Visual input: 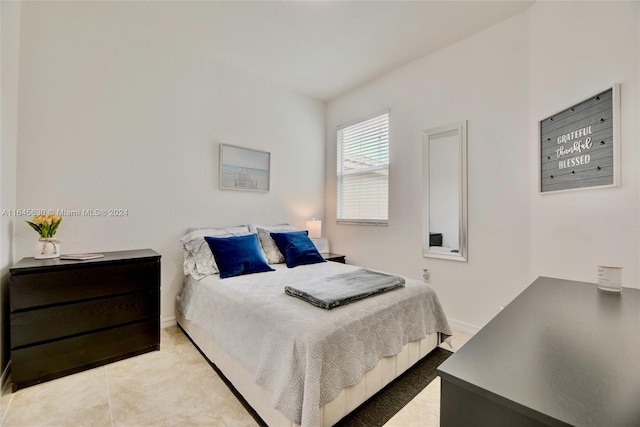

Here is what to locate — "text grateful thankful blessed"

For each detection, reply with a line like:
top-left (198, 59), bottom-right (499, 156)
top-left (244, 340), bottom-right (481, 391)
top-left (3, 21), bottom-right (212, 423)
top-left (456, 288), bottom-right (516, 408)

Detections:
top-left (556, 126), bottom-right (592, 170)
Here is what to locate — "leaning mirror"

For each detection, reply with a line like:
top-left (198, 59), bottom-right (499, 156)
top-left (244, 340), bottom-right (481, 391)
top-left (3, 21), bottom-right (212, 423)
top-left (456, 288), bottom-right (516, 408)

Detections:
top-left (422, 121), bottom-right (467, 261)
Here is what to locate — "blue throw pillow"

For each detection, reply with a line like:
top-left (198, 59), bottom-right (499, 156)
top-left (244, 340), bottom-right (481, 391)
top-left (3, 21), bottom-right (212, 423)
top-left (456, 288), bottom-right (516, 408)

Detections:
top-left (270, 230), bottom-right (326, 268)
top-left (204, 234), bottom-right (274, 279)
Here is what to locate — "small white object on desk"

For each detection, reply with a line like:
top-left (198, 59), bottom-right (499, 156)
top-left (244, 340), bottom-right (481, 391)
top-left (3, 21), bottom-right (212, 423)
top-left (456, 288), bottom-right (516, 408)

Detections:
top-left (60, 253), bottom-right (105, 261)
top-left (597, 265), bottom-right (622, 293)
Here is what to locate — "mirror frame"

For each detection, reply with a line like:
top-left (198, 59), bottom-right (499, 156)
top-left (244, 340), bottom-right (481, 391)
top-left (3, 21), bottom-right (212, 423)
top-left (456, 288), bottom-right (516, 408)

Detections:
top-left (422, 120), bottom-right (468, 262)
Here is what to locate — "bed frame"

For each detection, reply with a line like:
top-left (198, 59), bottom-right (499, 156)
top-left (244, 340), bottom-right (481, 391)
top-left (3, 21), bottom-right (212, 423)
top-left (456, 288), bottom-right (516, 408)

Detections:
top-left (176, 296), bottom-right (442, 427)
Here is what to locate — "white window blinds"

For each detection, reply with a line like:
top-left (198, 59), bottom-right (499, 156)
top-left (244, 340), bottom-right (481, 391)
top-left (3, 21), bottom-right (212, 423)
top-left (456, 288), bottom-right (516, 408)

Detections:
top-left (337, 111), bottom-right (389, 224)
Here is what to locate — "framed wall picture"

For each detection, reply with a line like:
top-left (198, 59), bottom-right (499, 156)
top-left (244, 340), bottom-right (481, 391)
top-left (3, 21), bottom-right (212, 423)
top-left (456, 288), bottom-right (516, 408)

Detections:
top-left (219, 144), bottom-right (270, 192)
top-left (539, 84), bottom-right (620, 194)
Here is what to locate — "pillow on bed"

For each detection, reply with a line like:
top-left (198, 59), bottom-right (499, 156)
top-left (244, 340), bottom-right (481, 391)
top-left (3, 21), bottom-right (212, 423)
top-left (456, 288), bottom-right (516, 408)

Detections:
top-left (270, 230), bottom-right (326, 268)
top-left (205, 234), bottom-right (275, 278)
top-left (182, 226), bottom-right (250, 279)
top-left (256, 227), bottom-right (287, 264)
top-left (252, 224), bottom-right (298, 264)
top-left (248, 223), bottom-right (297, 234)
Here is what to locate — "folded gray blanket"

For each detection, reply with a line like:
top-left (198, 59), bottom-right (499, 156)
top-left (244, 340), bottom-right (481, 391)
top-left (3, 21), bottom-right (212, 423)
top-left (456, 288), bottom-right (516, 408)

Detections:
top-left (285, 268), bottom-right (405, 309)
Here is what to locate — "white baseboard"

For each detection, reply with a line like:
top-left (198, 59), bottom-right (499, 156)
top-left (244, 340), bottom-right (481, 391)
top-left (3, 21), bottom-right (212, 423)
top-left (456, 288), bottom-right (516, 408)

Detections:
top-left (161, 316), bottom-right (177, 328)
top-left (448, 317), bottom-right (481, 335)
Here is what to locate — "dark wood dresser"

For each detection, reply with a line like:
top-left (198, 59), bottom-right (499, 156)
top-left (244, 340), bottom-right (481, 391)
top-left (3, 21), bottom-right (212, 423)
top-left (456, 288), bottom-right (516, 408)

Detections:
top-left (438, 277), bottom-right (640, 426)
top-left (10, 249), bottom-right (161, 391)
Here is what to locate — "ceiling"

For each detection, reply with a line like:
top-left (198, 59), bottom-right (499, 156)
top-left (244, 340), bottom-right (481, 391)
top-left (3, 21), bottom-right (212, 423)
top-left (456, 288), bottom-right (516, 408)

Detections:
top-left (150, 1), bottom-right (535, 102)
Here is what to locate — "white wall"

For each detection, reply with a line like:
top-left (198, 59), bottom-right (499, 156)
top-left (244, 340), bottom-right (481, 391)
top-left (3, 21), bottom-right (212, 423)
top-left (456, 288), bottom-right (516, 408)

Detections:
top-left (326, 13), bottom-right (531, 331)
top-left (0, 0), bottom-right (21, 385)
top-left (14, 2), bottom-right (326, 324)
top-left (326, 2), bottom-right (640, 331)
top-left (528, 2), bottom-right (639, 288)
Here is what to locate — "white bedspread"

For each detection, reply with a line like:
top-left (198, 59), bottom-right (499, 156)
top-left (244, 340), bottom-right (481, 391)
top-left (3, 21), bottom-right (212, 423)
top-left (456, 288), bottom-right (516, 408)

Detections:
top-left (179, 262), bottom-right (451, 427)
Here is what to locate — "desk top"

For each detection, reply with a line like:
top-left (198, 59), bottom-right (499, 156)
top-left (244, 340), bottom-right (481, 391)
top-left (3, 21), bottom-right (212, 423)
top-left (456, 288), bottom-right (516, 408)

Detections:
top-left (11, 249), bottom-right (161, 274)
top-left (438, 277), bottom-right (640, 426)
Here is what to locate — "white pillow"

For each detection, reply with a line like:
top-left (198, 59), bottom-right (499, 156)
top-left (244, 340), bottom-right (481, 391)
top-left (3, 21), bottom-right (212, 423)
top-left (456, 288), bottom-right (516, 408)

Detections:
top-left (181, 226), bottom-right (249, 243)
top-left (247, 223), bottom-right (297, 234)
top-left (182, 226), bottom-right (250, 279)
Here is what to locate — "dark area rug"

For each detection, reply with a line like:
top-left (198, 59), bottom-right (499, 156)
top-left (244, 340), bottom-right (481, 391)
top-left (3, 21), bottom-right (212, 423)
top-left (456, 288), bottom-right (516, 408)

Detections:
top-left (335, 347), bottom-right (453, 427)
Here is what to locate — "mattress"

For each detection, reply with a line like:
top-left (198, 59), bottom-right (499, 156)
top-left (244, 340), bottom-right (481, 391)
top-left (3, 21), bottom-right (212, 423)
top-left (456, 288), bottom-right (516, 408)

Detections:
top-left (177, 262), bottom-right (451, 426)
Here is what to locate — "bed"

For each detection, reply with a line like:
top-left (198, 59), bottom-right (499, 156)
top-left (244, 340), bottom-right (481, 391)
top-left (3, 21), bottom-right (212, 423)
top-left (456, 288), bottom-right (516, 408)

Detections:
top-left (176, 225), bottom-right (452, 427)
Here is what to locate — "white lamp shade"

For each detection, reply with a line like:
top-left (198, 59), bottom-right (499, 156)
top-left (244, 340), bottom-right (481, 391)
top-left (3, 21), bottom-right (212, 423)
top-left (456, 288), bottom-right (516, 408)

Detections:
top-left (306, 219), bottom-right (322, 238)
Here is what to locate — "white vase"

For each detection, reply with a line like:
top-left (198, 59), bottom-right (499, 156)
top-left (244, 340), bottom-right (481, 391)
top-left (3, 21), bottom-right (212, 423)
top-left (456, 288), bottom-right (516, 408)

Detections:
top-left (34, 238), bottom-right (60, 259)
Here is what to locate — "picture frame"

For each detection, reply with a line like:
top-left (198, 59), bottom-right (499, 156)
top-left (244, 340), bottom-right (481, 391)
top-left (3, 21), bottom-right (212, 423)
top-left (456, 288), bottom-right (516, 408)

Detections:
top-left (219, 144), bottom-right (270, 192)
top-left (539, 84), bottom-right (620, 194)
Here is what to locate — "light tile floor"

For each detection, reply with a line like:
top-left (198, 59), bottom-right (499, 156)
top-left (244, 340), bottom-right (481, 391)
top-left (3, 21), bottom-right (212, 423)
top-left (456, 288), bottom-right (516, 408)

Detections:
top-left (0, 327), bottom-right (473, 427)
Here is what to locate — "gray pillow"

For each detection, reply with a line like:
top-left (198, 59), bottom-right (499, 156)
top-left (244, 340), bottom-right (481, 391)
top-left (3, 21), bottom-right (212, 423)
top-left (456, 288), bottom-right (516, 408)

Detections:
top-left (257, 227), bottom-right (286, 264)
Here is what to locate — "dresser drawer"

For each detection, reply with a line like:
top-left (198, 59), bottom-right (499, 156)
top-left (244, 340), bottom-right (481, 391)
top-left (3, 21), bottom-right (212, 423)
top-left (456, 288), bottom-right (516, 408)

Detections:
top-left (10, 260), bottom-right (159, 311)
top-left (11, 319), bottom-right (159, 390)
top-left (11, 290), bottom-right (159, 348)
top-left (10, 249), bottom-right (161, 391)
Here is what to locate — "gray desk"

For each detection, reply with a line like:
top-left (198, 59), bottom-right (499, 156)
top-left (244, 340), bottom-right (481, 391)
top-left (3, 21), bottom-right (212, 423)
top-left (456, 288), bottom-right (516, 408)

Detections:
top-left (438, 277), bottom-right (640, 426)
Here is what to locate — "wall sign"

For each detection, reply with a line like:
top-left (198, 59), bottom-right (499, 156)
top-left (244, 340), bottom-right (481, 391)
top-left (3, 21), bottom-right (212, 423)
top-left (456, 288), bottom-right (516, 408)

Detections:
top-left (539, 84), bottom-right (620, 193)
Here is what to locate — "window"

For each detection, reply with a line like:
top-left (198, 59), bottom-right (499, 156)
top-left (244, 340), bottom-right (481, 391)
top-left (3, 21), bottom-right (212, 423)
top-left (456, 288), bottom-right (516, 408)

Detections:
top-left (337, 111), bottom-right (389, 224)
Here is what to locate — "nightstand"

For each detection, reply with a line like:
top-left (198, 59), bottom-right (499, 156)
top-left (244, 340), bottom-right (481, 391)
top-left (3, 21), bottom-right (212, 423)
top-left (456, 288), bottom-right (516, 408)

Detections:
top-left (9, 249), bottom-right (161, 391)
top-left (322, 253), bottom-right (346, 264)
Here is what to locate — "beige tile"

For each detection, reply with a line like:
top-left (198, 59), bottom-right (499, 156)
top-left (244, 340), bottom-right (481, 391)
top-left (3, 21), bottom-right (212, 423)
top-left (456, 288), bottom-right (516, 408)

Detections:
top-left (1, 376), bottom-right (13, 424)
top-left (450, 328), bottom-right (474, 351)
top-left (2, 367), bottom-right (109, 426)
top-left (7, 402), bottom-right (112, 427)
top-left (108, 378), bottom-right (228, 427)
top-left (111, 395), bottom-right (225, 427)
top-left (217, 398), bottom-right (260, 427)
top-left (108, 331), bottom-right (234, 426)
